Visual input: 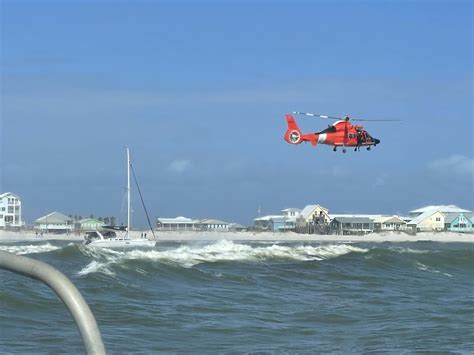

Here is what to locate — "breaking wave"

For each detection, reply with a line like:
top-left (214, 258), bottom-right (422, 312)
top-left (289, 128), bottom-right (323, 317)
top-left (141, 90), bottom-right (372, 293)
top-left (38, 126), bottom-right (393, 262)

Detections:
top-left (77, 240), bottom-right (368, 275)
top-left (0, 243), bottom-right (63, 255)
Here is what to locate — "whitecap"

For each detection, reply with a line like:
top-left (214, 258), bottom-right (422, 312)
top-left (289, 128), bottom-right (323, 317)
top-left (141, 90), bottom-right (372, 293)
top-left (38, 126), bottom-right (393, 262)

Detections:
top-left (77, 260), bottom-right (116, 276)
top-left (80, 240), bottom-right (369, 268)
top-left (0, 243), bottom-right (62, 255)
top-left (415, 262), bottom-right (452, 277)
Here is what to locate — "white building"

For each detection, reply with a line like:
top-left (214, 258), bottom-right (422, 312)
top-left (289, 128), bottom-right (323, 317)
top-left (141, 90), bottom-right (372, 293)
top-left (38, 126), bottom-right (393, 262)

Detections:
top-left (0, 192), bottom-right (23, 228)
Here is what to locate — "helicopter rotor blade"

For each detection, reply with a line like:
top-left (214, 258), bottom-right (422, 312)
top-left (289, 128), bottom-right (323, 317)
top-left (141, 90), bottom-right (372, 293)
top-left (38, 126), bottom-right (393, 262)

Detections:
top-left (349, 118), bottom-right (401, 122)
top-left (292, 112), bottom-right (342, 120)
top-left (293, 111), bottom-right (400, 122)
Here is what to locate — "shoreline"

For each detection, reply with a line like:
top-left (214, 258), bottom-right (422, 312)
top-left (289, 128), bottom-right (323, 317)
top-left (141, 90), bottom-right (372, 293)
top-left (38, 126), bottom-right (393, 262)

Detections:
top-left (0, 230), bottom-right (473, 243)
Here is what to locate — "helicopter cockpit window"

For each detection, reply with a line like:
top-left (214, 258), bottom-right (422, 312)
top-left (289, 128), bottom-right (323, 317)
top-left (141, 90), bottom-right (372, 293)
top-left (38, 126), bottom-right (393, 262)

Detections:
top-left (349, 133), bottom-right (355, 139)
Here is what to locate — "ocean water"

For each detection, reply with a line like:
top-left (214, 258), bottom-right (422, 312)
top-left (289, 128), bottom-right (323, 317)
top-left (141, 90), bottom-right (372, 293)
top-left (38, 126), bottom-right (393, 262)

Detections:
top-left (1, 239), bottom-right (473, 353)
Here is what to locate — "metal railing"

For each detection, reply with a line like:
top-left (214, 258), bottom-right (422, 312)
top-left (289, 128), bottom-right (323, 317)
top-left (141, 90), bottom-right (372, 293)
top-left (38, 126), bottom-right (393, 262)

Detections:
top-left (0, 251), bottom-right (106, 354)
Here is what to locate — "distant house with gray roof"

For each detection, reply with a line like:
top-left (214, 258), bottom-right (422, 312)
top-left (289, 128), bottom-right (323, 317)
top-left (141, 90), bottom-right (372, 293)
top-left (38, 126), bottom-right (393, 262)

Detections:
top-left (197, 219), bottom-right (230, 231)
top-left (35, 212), bottom-right (74, 234)
top-left (156, 216), bottom-right (198, 231)
top-left (330, 216), bottom-right (374, 235)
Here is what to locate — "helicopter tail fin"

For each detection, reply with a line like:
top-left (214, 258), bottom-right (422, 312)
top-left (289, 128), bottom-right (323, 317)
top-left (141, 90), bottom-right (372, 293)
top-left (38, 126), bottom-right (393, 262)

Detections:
top-left (284, 114), bottom-right (303, 144)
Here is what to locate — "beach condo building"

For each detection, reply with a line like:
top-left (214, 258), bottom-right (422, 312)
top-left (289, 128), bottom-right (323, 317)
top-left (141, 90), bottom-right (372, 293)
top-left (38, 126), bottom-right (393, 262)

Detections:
top-left (0, 192), bottom-right (23, 229)
top-left (444, 213), bottom-right (474, 233)
top-left (156, 216), bottom-right (198, 231)
top-left (35, 212), bottom-right (74, 234)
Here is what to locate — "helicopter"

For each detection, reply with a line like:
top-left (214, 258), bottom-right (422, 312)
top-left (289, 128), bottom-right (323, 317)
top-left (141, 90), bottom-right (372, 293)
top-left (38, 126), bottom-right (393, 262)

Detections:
top-left (284, 111), bottom-right (399, 153)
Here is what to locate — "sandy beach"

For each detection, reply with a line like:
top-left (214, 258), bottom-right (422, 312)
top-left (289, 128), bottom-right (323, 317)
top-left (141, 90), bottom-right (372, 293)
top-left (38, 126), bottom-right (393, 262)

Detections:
top-left (0, 230), bottom-right (473, 243)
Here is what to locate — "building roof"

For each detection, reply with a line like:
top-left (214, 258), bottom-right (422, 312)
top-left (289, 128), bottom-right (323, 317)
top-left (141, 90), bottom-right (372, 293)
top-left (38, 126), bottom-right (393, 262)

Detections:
top-left (300, 205), bottom-right (329, 219)
top-left (0, 192), bottom-right (20, 199)
top-left (198, 219), bottom-right (229, 225)
top-left (330, 214), bottom-right (383, 220)
top-left (157, 216), bottom-right (197, 224)
top-left (373, 215), bottom-right (406, 224)
top-left (229, 223), bottom-right (247, 229)
top-left (331, 216), bottom-right (374, 224)
top-left (78, 218), bottom-right (105, 224)
top-left (35, 212), bottom-right (73, 224)
top-left (444, 212), bottom-right (474, 224)
top-left (281, 208), bottom-right (301, 212)
top-left (254, 215), bottom-right (284, 221)
top-left (407, 210), bottom-right (444, 225)
top-left (410, 205), bottom-right (470, 214)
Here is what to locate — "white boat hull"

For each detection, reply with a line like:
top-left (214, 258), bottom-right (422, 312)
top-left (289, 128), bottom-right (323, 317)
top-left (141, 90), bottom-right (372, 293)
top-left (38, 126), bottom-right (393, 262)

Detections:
top-left (87, 238), bottom-right (156, 249)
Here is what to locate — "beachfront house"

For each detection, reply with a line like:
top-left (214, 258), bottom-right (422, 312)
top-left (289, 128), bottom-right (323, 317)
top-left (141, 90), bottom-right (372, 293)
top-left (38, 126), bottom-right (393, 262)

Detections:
top-left (35, 212), bottom-right (74, 234)
top-left (297, 204), bottom-right (330, 227)
top-left (330, 216), bottom-right (375, 235)
top-left (444, 213), bottom-right (474, 233)
top-left (228, 223), bottom-right (248, 232)
top-left (75, 218), bottom-right (106, 232)
top-left (0, 192), bottom-right (23, 229)
top-left (373, 215), bottom-right (408, 231)
top-left (254, 215), bottom-right (282, 231)
top-left (156, 216), bottom-right (198, 231)
top-left (407, 211), bottom-right (445, 232)
top-left (197, 219), bottom-right (230, 231)
top-left (254, 207), bottom-right (301, 232)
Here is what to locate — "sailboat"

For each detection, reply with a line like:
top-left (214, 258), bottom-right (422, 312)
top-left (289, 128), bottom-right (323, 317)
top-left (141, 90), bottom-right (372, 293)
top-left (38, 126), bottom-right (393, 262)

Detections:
top-left (84, 148), bottom-right (156, 248)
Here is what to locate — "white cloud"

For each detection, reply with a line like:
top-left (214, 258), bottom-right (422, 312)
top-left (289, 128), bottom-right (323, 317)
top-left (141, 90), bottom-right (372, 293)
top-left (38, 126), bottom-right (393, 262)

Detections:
top-left (167, 159), bottom-right (192, 174)
top-left (428, 155), bottom-right (474, 175)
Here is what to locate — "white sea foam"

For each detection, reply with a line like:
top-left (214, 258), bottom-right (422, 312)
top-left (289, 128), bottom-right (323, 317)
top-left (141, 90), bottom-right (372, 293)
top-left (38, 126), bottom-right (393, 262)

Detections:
top-left (77, 260), bottom-right (116, 276)
top-left (77, 240), bottom-right (369, 273)
top-left (415, 262), bottom-right (452, 277)
top-left (0, 243), bottom-right (62, 255)
top-left (389, 246), bottom-right (431, 254)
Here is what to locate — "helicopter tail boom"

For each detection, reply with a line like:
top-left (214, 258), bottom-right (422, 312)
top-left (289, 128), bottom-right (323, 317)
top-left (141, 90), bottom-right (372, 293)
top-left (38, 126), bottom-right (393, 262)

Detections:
top-left (284, 114), bottom-right (320, 146)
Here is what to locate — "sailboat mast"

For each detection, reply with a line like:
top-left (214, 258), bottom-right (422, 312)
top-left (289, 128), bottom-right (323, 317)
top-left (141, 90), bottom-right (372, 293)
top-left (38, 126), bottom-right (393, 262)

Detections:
top-left (127, 147), bottom-right (131, 238)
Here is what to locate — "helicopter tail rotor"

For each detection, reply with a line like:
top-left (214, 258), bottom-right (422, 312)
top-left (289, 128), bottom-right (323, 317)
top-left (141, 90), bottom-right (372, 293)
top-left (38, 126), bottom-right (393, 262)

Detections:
top-left (284, 114), bottom-right (303, 144)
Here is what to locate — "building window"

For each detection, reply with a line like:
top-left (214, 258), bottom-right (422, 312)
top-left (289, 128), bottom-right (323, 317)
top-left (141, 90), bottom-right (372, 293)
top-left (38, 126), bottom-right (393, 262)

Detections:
top-left (436, 217), bottom-right (441, 222)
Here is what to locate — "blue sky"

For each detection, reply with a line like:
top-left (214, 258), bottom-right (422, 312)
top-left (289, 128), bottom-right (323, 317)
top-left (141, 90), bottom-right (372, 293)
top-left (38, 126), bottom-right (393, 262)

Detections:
top-left (1, 0), bottom-right (472, 226)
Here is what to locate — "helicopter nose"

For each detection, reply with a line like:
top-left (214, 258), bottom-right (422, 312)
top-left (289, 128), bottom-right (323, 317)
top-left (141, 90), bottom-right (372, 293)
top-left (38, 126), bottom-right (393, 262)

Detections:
top-left (374, 138), bottom-right (381, 145)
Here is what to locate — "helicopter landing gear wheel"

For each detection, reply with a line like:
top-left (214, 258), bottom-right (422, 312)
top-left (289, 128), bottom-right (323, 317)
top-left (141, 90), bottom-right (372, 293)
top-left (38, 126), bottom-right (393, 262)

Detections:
top-left (333, 146), bottom-right (337, 152)
top-left (367, 146), bottom-right (371, 151)
top-left (342, 148), bottom-right (347, 154)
